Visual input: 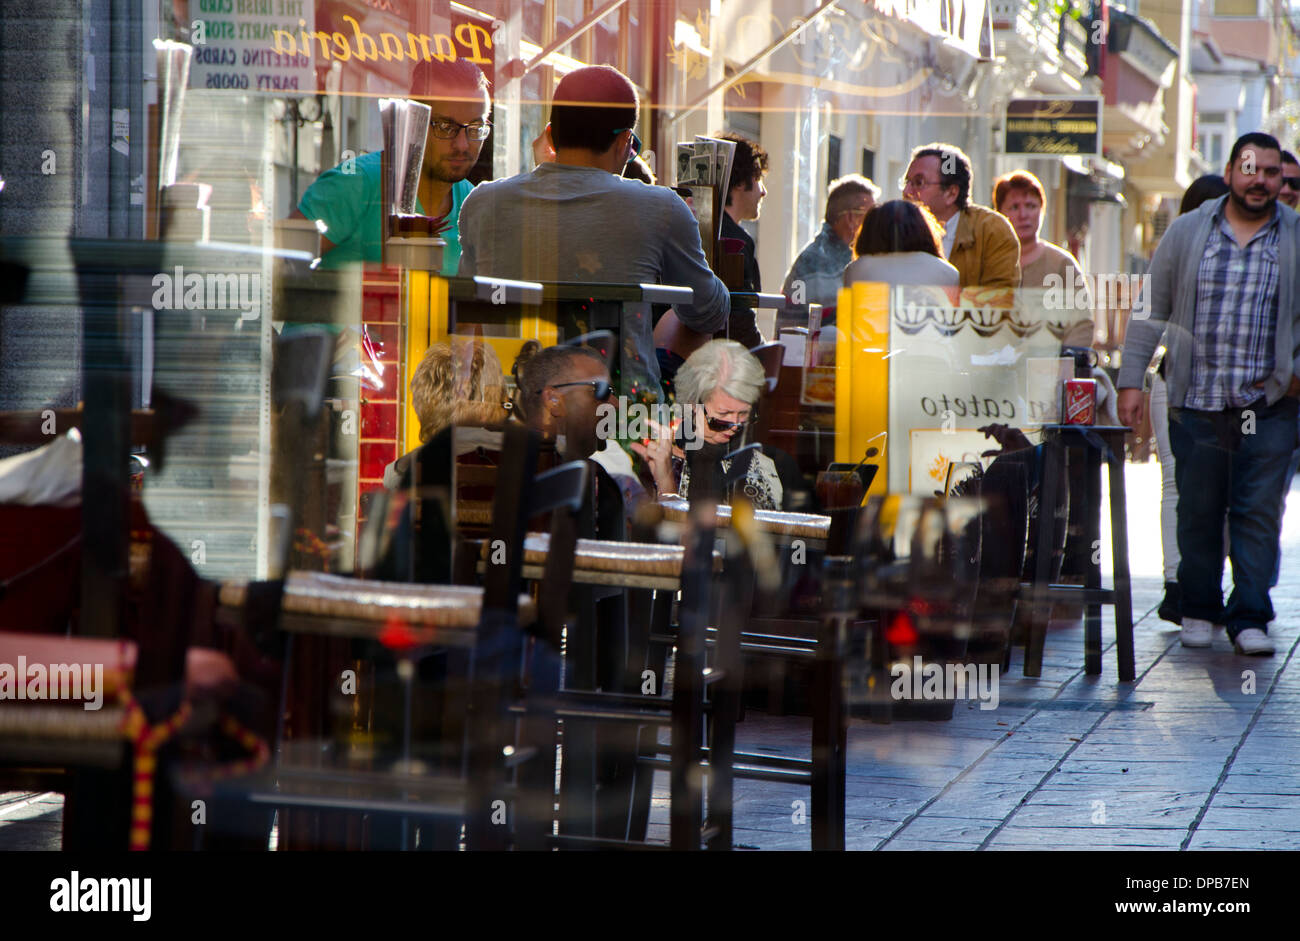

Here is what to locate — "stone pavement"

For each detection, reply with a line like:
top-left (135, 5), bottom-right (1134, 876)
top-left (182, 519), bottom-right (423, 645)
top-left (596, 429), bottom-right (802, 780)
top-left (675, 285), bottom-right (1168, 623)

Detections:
top-left (642, 460), bottom-right (1300, 850)
top-left (3, 461), bottom-right (1298, 851)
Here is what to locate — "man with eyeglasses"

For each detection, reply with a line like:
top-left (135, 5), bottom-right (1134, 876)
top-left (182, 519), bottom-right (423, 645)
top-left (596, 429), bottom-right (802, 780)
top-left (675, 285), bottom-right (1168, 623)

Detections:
top-left (781, 174), bottom-right (881, 315)
top-left (901, 143), bottom-right (1020, 296)
top-left (296, 58), bottom-right (491, 273)
top-left (458, 64), bottom-right (729, 403)
top-left (1280, 151), bottom-right (1300, 209)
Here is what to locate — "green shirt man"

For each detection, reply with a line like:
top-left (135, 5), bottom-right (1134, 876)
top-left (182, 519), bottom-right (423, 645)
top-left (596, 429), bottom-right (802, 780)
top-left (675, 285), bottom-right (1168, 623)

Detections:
top-left (297, 151), bottom-right (474, 274)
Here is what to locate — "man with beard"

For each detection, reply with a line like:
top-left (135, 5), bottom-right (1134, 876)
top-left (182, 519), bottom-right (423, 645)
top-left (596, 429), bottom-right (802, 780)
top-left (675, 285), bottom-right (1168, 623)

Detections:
top-left (1118, 132), bottom-right (1300, 656)
top-left (297, 58), bottom-right (490, 274)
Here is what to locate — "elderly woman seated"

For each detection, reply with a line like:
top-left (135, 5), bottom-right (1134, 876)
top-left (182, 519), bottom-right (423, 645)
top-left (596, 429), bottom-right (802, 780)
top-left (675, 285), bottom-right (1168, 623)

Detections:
top-left (632, 339), bottom-right (814, 512)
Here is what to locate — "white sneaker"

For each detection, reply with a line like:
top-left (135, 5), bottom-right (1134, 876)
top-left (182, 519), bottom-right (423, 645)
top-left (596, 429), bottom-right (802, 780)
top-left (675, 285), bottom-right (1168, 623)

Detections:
top-left (1233, 628), bottom-right (1275, 656)
top-left (1180, 618), bottom-right (1213, 648)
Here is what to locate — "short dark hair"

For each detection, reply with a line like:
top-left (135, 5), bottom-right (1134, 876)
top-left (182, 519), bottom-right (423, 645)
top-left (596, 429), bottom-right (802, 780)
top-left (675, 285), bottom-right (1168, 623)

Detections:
top-left (548, 65), bottom-right (639, 154)
top-left (410, 58), bottom-right (491, 104)
top-left (1283, 150), bottom-right (1299, 167)
top-left (511, 341), bottom-right (606, 421)
top-left (910, 142), bottom-right (973, 209)
top-left (1178, 174), bottom-right (1230, 216)
top-left (1227, 132), bottom-right (1281, 168)
top-left (854, 199), bottom-right (944, 258)
top-left (719, 133), bottom-right (768, 205)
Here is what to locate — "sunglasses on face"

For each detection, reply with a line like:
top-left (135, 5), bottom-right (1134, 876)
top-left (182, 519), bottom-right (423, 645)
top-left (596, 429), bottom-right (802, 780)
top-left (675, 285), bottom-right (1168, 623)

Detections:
top-left (549, 379), bottom-right (612, 400)
top-left (612, 127), bottom-right (643, 165)
top-left (1283, 177), bottom-right (1300, 191)
top-left (430, 117), bottom-right (492, 141)
top-left (705, 412), bottom-right (748, 433)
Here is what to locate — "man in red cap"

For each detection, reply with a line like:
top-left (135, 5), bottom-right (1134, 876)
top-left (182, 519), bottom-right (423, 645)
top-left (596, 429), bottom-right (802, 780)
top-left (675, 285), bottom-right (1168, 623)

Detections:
top-left (457, 64), bottom-right (730, 400)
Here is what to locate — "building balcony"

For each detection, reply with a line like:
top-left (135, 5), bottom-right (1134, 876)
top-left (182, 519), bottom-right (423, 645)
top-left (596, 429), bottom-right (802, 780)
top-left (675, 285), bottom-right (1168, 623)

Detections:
top-left (992, 0), bottom-right (1090, 90)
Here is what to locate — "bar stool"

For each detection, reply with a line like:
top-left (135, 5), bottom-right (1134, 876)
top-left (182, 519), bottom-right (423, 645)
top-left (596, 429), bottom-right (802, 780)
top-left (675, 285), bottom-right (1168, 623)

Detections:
top-left (1018, 423), bottom-right (1135, 681)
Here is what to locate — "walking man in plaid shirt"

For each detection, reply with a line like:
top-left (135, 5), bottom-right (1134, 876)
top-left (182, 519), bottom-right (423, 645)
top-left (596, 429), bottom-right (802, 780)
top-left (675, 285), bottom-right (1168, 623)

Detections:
top-left (1118, 132), bottom-right (1300, 655)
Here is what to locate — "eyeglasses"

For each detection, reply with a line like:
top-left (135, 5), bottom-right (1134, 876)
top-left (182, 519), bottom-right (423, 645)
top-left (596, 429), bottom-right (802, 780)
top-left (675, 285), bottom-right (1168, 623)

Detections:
top-left (899, 175), bottom-right (944, 191)
top-left (1283, 177), bottom-right (1300, 191)
top-left (548, 379), bottom-right (612, 400)
top-left (612, 127), bottom-right (643, 165)
top-left (430, 117), bottom-right (492, 141)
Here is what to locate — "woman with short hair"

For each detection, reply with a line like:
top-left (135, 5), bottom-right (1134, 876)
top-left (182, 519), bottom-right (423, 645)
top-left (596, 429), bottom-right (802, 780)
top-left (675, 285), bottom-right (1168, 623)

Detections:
top-left (842, 199), bottom-right (960, 303)
top-left (993, 169), bottom-right (1093, 347)
top-left (632, 339), bottom-right (814, 511)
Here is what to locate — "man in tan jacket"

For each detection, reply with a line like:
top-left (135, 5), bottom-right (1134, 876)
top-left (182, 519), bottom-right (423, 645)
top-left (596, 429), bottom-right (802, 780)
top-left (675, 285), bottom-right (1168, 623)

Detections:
top-left (902, 143), bottom-right (1020, 302)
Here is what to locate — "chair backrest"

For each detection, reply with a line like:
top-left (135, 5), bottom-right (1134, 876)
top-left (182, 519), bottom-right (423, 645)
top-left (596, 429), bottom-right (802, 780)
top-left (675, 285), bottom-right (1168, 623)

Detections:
top-left (748, 342), bottom-right (783, 394)
top-left (526, 460), bottom-right (591, 650)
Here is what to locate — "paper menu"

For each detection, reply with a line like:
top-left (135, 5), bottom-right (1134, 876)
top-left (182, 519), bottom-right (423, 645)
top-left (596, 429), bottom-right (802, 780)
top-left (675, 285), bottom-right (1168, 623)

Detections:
top-left (378, 98), bottom-right (432, 216)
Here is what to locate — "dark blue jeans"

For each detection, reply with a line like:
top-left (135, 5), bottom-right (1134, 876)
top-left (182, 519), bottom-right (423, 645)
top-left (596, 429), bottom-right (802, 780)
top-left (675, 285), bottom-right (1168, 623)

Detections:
top-left (1169, 396), bottom-right (1299, 637)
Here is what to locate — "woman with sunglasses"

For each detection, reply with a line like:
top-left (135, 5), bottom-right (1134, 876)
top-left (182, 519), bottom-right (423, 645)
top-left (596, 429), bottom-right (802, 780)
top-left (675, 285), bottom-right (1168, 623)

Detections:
top-left (631, 340), bottom-right (814, 511)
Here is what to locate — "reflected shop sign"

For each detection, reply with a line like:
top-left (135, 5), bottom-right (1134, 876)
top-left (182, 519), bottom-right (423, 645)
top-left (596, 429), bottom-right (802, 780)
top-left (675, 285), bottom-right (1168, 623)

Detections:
top-left (884, 290), bottom-right (1089, 494)
top-left (187, 0), bottom-right (495, 95)
top-left (1003, 97), bottom-right (1101, 157)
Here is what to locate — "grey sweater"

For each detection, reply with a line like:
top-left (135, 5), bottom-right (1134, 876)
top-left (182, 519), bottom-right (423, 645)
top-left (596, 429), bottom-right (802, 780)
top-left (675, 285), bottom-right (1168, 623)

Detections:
top-left (457, 163), bottom-right (730, 392)
top-left (1118, 195), bottom-right (1300, 407)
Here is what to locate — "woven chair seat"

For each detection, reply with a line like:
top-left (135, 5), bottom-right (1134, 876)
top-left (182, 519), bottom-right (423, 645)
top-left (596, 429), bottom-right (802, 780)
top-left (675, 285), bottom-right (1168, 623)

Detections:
top-left (657, 497), bottom-right (831, 540)
top-left (219, 571), bottom-right (534, 629)
top-left (509, 532), bottom-right (723, 577)
top-left (0, 705), bottom-right (128, 740)
top-left (456, 500), bottom-right (495, 526)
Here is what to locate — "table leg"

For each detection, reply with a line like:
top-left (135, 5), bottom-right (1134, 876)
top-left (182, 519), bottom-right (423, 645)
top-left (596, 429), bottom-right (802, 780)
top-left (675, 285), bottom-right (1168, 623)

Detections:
top-left (1084, 445), bottom-right (1103, 675)
top-left (1025, 441), bottom-right (1063, 677)
top-left (1107, 435), bottom-right (1136, 681)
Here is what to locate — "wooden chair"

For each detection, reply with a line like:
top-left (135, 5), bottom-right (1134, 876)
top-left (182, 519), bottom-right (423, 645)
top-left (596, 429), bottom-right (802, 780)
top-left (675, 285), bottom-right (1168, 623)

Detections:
top-left (503, 507), bottom-right (728, 850)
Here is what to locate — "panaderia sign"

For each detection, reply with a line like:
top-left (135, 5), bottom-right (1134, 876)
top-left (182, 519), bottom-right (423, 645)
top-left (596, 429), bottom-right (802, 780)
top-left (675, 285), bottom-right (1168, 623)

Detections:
top-left (188, 0), bottom-right (496, 95)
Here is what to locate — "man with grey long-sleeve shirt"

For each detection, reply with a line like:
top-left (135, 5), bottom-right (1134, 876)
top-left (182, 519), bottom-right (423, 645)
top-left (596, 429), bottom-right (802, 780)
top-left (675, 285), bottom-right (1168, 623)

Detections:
top-left (458, 65), bottom-right (729, 400)
top-left (1117, 132), bottom-right (1300, 656)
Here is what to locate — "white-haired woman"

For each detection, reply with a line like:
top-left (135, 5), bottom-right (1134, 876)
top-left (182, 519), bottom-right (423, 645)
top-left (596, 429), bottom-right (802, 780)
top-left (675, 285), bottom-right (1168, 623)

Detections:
top-left (631, 339), bottom-right (814, 511)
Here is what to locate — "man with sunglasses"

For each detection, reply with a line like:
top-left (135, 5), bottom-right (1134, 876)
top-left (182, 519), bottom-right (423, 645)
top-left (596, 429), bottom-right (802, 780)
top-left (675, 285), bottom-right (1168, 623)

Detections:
top-left (296, 58), bottom-right (491, 273)
top-left (458, 65), bottom-right (730, 403)
top-left (1280, 151), bottom-right (1300, 210)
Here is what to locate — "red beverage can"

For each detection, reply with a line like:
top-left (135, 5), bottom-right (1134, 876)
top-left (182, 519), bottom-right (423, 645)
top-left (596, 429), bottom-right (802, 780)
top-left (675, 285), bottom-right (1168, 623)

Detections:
top-left (1063, 378), bottom-right (1097, 425)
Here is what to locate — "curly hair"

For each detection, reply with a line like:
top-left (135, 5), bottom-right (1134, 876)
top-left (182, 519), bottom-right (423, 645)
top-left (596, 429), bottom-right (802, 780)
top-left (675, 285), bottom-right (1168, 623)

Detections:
top-left (910, 142), bottom-right (973, 209)
top-left (719, 132), bottom-right (769, 204)
top-left (410, 337), bottom-right (507, 442)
